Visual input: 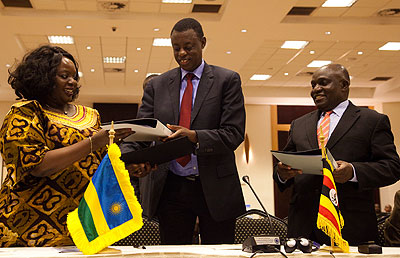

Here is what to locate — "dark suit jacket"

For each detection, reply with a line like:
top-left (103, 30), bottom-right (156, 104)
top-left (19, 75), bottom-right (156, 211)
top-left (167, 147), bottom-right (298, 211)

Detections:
top-left (273, 101), bottom-right (400, 245)
top-left (137, 63), bottom-right (246, 222)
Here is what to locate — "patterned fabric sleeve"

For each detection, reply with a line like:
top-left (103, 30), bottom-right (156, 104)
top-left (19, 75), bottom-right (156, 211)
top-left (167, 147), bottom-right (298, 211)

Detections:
top-left (0, 101), bottom-right (50, 184)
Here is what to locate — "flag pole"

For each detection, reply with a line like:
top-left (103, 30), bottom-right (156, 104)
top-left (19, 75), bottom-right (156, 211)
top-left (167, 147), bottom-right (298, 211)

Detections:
top-left (319, 125), bottom-right (345, 253)
top-left (109, 121), bottom-right (115, 145)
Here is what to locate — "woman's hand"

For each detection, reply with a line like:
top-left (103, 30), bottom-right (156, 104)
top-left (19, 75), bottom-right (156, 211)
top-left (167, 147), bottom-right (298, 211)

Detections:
top-left (91, 128), bottom-right (134, 150)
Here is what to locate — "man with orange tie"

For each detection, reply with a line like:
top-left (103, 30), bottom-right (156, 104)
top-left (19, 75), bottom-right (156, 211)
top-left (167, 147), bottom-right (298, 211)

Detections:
top-left (136, 18), bottom-right (246, 244)
top-left (273, 64), bottom-right (400, 246)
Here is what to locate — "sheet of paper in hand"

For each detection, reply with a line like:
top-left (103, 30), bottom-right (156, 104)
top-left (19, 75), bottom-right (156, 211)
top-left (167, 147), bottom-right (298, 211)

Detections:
top-left (102, 118), bottom-right (172, 142)
top-left (271, 148), bottom-right (337, 175)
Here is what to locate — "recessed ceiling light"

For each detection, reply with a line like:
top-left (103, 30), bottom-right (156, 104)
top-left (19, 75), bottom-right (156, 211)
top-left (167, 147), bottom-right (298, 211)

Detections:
top-left (162, 0), bottom-right (192, 3)
top-left (284, 72), bottom-right (289, 76)
top-left (103, 56), bottom-right (126, 64)
top-left (48, 36), bottom-right (74, 44)
top-left (307, 60), bottom-right (332, 67)
top-left (310, 50), bottom-right (315, 54)
top-left (153, 38), bottom-right (172, 47)
top-left (357, 51), bottom-right (363, 55)
top-left (325, 31), bottom-right (331, 35)
top-left (86, 46), bottom-right (91, 50)
top-left (137, 47), bottom-right (141, 51)
top-left (146, 72), bottom-right (161, 77)
top-left (379, 42), bottom-right (400, 51)
top-left (250, 74), bottom-right (271, 80)
top-left (90, 69), bottom-right (95, 72)
top-left (322, 0), bottom-right (357, 7)
top-left (134, 69), bottom-right (139, 73)
top-left (226, 51), bottom-right (231, 54)
top-left (154, 28), bottom-right (160, 32)
top-left (241, 29), bottom-right (247, 33)
top-left (6, 64), bottom-right (10, 68)
top-left (281, 41), bottom-right (309, 49)
top-left (66, 25), bottom-right (72, 29)
top-left (78, 71), bottom-right (83, 77)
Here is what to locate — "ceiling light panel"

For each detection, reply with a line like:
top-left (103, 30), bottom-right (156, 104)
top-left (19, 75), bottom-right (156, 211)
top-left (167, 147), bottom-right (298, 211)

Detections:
top-left (281, 41), bottom-right (309, 49)
top-left (307, 60), bottom-right (332, 67)
top-left (48, 36), bottom-right (74, 44)
top-left (322, 0), bottom-right (357, 7)
top-left (153, 38), bottom-right (172, 47)
top-left (250, 74), bottom-right (271, 80)
top-left (103, 56), bottom-right (126, 64)
top-left (379, 42), bottom-right (400, 51)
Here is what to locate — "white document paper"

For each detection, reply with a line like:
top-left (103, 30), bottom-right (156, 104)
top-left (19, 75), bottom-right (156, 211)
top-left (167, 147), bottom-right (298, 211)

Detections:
top-left (271, 149), bottom-right (337, 175)
top-left (102, 118), bottom-right (172, 142)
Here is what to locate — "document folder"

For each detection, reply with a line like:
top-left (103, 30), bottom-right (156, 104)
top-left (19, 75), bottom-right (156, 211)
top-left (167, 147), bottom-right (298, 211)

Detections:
top-left (271, 148), bottom-right (337, 175)
top-left (120, 136), bottom-right (195, 166)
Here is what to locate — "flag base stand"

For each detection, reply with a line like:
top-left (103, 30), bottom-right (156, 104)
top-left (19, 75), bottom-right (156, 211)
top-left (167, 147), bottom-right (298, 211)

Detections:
top-left (98, 247), bottom-right (121, 254)
top-left (320, 245), bottom-right (344, 253)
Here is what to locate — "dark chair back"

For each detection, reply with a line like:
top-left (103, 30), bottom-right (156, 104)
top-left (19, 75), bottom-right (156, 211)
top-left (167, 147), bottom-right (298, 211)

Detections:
top-left (113, 216), bottom-right (161, 246)
top-left (234, 209), bottom-right (288, 244)
top-left (377, 213), bottom-right (391, 246)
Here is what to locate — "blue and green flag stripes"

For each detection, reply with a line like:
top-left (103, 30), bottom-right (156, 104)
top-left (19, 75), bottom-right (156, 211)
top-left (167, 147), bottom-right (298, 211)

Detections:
top-left (67, 143), bottom-right (143, 255)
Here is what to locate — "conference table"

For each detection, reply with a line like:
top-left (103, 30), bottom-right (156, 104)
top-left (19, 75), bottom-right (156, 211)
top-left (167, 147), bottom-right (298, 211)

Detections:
top-left (1, 245), bottom-right (400, 258)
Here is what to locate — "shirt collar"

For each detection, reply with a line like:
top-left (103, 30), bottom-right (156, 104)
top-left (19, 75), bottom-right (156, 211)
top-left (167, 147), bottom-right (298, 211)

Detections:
top-left (332, 100), bottom-right (349, 117)
top-left (180, 59), bottom-right (204, 81)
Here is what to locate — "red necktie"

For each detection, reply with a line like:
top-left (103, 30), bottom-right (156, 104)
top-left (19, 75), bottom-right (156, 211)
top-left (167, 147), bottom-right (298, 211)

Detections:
top-left (176, 73), bottom-right (194, 167)
top-left (318, 111), bottom-right (332, 148)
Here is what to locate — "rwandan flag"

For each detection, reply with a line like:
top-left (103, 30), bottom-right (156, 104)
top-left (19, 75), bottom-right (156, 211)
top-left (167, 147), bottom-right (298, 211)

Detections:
top-left (67, 143), bottom-right (143, 255)
top-left (316, 148), bottom-right (349, 253)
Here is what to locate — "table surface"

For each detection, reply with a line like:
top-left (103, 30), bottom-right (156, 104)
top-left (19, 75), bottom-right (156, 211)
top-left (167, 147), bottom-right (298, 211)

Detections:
top-left (0, 244), bottom-right (399, 258)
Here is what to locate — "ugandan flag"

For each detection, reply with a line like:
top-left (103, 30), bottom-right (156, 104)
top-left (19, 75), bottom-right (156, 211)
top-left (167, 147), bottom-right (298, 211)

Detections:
top-left (67, 143), bottom-right (143, 255)
top-left (316, 151), bottom-right (349, 253)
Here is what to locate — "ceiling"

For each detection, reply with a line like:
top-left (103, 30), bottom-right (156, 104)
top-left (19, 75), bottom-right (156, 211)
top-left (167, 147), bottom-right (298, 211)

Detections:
top-left (1, 0), bottom-right (400, 106)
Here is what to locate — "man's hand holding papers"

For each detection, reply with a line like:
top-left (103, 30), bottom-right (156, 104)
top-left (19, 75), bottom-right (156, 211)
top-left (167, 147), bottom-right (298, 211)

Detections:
top-left (276, 162), bottom-right (303, 181)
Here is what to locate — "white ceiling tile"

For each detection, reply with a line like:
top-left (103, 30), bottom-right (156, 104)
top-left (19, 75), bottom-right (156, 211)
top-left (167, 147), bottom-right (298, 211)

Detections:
top-left (129, 2), bottom-right (160, 13)
top-left (342, 7), bottom-right (377, 17)
top-left (294, 0), bottom-right (325, 6)
top-left (32, 0), bottom-right (66, 10)
top-left (352, 0), bottom-right (390, 8)
top-left (65, 0), bottom-right (97, 11)
top-left (312, 7), bottom-right (349, 16)
top-left (382, 0), bottom-right (400, 9)
top-left (160, 3), bottom-right (192, 13)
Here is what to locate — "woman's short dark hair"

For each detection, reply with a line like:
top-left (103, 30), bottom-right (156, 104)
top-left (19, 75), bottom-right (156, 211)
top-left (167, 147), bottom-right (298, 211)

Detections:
top-left (170, 18), bottom-right (204, 39)
top-left (8, 45), bottom-right (80, 104)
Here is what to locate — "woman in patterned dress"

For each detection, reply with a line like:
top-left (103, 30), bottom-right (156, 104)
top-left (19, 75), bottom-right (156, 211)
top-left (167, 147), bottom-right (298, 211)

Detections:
top-left (0, 45), bottom-right (136, 247)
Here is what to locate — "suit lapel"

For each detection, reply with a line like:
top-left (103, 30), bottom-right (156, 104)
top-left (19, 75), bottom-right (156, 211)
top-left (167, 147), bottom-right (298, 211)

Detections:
top-left (306, 110), bottom-right (321, 149)
top-left (168, 68), bottom-right (181, 124)
top-left (191, 63), bottom-right (213, 124)
top-left (327, 101), bottom-right (360, 150)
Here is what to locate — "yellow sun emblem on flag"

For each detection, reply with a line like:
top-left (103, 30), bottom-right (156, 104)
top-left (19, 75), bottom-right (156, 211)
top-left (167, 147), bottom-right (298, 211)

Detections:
top-left (110, 202), bottom-right (123, 215)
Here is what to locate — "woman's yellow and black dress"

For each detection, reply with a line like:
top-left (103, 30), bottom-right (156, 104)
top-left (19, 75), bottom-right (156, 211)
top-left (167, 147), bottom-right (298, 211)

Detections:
top-left (0, 100), bottom-right (106, 247)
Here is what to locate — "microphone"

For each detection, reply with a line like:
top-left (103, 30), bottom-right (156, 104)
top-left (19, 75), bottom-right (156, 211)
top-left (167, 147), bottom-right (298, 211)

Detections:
top-left (241, 175), bottom-right (280, 253)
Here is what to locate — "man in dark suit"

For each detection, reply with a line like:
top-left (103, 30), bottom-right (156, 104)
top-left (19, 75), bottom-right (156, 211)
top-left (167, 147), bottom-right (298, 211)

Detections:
top-left (136, 18), bottom-right (246, 244)
top-left (273, 64), bottom-right (400, 246)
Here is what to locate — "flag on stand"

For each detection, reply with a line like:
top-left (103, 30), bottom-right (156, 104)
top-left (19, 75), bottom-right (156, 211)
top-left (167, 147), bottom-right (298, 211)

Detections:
top-left (67, 143), bottom-right (143, 255)
top-left (316, 148), bottom-right (349, 253)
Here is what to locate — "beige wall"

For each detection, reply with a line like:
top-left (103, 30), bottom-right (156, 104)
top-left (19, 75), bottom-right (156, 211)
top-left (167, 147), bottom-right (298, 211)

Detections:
top-left (235, 104), bottom-right (275, 214)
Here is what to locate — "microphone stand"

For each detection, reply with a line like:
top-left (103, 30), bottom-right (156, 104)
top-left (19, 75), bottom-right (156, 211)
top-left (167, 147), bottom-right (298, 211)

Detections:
top-left (242, 175), bottom-right (276, 236)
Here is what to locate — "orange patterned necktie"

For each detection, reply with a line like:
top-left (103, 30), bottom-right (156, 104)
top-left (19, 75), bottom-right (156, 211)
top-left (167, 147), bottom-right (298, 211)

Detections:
top-left (176, 73), bottom-right (194, 167)
top-left (318, 111), bottom-right (332, 148)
